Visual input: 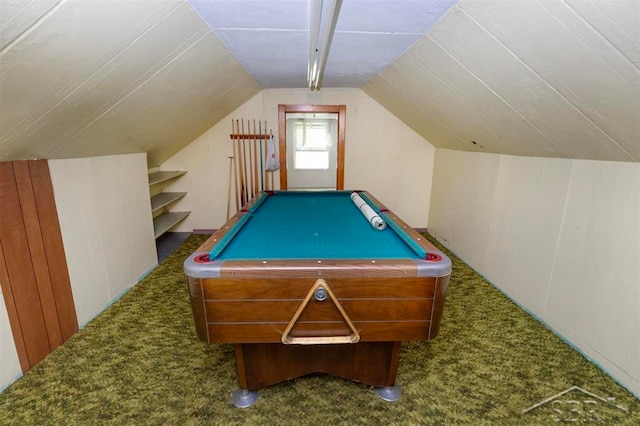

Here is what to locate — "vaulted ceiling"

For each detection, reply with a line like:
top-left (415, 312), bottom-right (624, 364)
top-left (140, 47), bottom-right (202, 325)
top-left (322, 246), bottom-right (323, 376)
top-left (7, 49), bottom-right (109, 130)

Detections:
top-left (187, 0), bottom-right (457, 88)
top-left (366, 1), bottom-right (639, 161)
top-left (0, 0), bottom-right (638, 166)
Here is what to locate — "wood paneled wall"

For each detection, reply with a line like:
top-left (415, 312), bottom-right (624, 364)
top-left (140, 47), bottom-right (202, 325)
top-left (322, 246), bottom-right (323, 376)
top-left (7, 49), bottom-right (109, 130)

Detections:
top-left (0, 160), bottom-right (77, 372)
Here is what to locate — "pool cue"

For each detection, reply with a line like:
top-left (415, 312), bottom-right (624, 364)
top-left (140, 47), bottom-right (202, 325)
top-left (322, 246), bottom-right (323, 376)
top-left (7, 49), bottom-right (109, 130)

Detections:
top-left (251, 120), bottom-right (257, 198)
top-left (259, 120), bottom-right (264, 192)
top-left (253, 119), bottom-right (259, 194)
top-left (241, 119), bottom-right (249, 203)
top-left (232, 155), bottom-right (239, 212)
top-left (264, 129), bottom-right (270, 191)
top-left (240, 118), bottom-right (249, 205)
top-left (270, 131), bottom-right (275, 189)
top-left (231, 119), bottom-right (238, 211)
top-left (235, 120), bottom-right (246, 206)
top-left (226, 156), bottom-right (233, 219)
top-left (231, 119), bottom-right (237, 207)
top-left (242, 120), bottom-right (253, 199)
top-left (232, 119), bottom-right (239, 207)
top-left (230, 121), bottom-right (240, 212)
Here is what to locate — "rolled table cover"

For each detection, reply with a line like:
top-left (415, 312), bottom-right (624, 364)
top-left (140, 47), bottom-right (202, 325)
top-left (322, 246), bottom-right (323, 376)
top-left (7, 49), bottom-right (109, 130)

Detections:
top-left (350, 192), bottom-right (387, 231)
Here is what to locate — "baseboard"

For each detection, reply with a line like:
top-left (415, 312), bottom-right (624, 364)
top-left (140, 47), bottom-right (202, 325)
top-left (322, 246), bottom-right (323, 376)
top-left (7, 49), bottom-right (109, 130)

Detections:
top-left (0, 372), bottom-right (23, 394)
top-left (193, 229), bottom-right (216, 234)
top-left (137, 261), bottom-right (159, 282)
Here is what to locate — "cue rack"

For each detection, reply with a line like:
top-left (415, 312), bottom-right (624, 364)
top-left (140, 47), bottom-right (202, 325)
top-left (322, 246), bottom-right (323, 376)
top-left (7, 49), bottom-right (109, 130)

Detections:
top-left (228, 119), bottom-right (276, 218)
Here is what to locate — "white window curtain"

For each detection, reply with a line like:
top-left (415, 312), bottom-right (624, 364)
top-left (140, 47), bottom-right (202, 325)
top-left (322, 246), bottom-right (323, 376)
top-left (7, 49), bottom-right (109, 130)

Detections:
top-left (291, 119), bottom-right (333, 170)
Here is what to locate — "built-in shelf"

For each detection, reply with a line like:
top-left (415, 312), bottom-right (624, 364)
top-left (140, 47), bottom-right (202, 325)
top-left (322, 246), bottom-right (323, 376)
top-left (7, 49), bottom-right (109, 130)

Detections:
top-left (149, 170), bottom-right (189, 240)
top-left (148, 170), bottom-right (187, 186)
top-left (153, 211), bottom-right (190, 239)
top-left (151, 192), bottom-right (187, 214)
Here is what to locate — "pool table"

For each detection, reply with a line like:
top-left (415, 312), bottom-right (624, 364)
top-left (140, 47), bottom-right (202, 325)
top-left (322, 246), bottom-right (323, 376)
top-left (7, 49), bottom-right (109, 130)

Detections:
top-left (184, 190), bottom-right (451, 407)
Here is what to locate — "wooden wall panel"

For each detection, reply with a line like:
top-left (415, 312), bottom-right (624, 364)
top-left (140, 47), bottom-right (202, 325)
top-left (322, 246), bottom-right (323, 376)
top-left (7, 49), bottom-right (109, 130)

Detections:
top-left (28, 160), bottom-right (78, 341)
top-left (0, 160), bottom-right (77, 372)
top-left (13, 161), bottom-right (64, 350)
top-left (0, 162), bottom-right (51, 368)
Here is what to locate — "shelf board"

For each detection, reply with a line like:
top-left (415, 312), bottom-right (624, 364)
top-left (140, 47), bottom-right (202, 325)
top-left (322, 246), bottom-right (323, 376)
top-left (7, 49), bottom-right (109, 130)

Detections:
top-left (153, 211), bottom-right (190, 239)
top-left (148, 170), bottom-right (186, 186)
top-left (151, 192), bottom-right (187, 213)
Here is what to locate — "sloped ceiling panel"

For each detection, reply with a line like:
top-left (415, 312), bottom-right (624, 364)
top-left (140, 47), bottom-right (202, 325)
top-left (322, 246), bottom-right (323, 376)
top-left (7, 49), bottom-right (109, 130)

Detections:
top-left (189, 0), bottom-right (458, 89)
top-left (1, 0), bottom-right (637, 164)
top-left (364, 0), bottom-right (640, 161)
top-left (189, 0), bottom-right (309, 88)
top-left (324, 0), bottom-right (459, 88)
top-left (0, 0), bottom-right (261, 166)
top-left (0, 0), bottom-right (62, 51)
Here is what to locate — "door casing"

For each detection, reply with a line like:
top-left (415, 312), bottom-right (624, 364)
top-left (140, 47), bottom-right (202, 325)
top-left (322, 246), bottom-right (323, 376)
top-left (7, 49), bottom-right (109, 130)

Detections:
top-left (278, 104), bottom-right (346, 190)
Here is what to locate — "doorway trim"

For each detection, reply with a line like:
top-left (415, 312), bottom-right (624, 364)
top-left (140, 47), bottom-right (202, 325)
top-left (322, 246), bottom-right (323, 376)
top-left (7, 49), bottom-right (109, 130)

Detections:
top-left (278, 104), bottom-right (346, 190)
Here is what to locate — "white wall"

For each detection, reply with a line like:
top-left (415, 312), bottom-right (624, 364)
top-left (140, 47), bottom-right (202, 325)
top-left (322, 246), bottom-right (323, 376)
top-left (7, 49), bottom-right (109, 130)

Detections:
top-left (429, 149), bottom-right (640, 397)
top-left (1, 153), bottom-right (157, 392)
top-left (49, 153), bottom-right (158, 327)
top-left (0, 295), bottom-right (21, 391)
top-left (161, 88), bottom-right (436, 230)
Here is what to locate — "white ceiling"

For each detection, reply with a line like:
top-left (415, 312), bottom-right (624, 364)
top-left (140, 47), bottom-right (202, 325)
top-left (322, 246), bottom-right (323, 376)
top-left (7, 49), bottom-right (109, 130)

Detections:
top-left (0, 0), bottom-right (261, 165)
top-left (187, 0), bottom-right (458, 88)
top-left (0, 0), bottom-right (638, 165)
top-left (365, 0), bottom-right (640, 161)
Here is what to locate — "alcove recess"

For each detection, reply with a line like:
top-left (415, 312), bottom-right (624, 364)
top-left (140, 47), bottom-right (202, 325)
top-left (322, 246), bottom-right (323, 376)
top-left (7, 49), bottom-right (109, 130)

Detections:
top-left (148, 169), bottom-right (189, 239)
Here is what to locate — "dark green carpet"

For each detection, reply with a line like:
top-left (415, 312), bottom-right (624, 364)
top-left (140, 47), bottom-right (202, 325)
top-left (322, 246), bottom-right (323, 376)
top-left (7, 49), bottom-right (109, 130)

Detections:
top-left (0, 234), bottom-right (638, 425)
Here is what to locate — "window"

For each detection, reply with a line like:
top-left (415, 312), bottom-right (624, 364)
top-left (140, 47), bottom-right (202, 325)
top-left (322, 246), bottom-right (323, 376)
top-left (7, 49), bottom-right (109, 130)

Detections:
top-left (290, 118), bottom-right (335, 170)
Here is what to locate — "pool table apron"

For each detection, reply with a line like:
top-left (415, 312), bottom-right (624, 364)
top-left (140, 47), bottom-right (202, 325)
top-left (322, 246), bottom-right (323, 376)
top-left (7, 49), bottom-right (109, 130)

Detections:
top-left (186, 270), bottom-right (450, 390)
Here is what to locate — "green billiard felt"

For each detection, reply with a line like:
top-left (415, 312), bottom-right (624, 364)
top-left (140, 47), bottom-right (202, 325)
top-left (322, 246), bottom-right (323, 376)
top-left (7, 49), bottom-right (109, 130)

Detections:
top-left (216, 191), bottom-right (419, 260)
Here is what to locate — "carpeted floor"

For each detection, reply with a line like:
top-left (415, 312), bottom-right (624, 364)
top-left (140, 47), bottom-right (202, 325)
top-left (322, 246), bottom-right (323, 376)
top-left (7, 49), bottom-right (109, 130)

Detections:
top-left (0, 234), bottom-right (638, 425)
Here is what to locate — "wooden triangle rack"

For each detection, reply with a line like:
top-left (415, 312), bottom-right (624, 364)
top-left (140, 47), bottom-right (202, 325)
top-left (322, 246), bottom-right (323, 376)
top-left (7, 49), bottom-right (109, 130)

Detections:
top-left (281, 279), bottom-right (361, 345)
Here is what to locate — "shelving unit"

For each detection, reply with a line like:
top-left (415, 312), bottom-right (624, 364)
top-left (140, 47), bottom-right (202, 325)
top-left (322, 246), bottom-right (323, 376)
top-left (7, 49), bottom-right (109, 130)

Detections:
top-left (152, 211), bottom-right (190, 239)
top-left (151, 192), bottom-right (187, 213)
top-left (148, 170), bottom-right (190, 239)
top-left (149, 170), bottom-right (186, 186)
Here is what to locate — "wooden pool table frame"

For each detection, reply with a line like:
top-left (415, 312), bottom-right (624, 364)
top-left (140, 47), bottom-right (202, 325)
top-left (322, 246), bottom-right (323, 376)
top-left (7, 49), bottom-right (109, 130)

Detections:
top-left (184, 191), bottom-right (451, 406)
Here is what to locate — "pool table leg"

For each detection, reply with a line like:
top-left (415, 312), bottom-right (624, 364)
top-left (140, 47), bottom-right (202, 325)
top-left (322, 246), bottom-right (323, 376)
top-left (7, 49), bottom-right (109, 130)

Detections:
top-left (231, 341), bottom-right (402, 406)
top-left (232, 388), bottom-right (259, 408)
top-left (376, 385), bottom-right (402, 402)
top-left (231, 385), bottom-right (401, 407)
